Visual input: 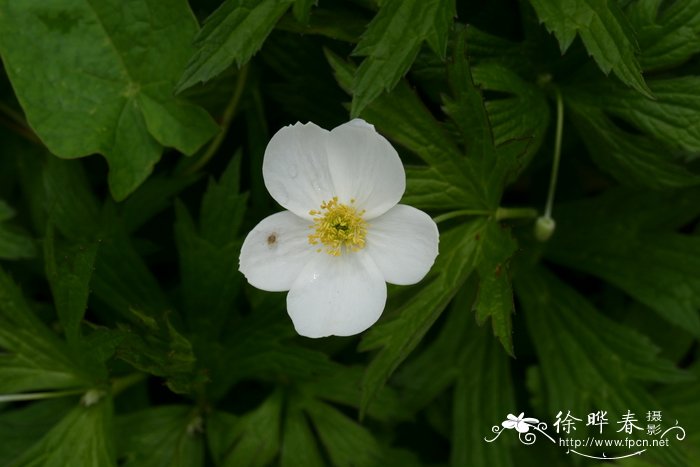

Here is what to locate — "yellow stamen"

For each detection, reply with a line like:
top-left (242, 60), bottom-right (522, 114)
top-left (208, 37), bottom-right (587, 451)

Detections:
top-left (308, 197), bottom-right (367, 256)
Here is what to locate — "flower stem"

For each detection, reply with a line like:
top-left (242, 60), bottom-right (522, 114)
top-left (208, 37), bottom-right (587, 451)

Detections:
top-left (495, 207), bottom-right (538, 221)
top-left (433, 209), bottom-right (491, 224)
top-left (544, 89), bottom-right (564, 220)
top-left (183, 64), bottom-right (249, 175)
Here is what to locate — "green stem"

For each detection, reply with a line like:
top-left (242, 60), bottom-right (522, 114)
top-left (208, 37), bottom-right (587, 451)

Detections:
top-left (184, 64), bottom-right (249, 175)
top-left (0, 388), bottom-right (84, 403)
top-left (495, 207), bottom-right (539, 221)
top-left (544, 89), bottom-right (564, 220)
top-left (433, 209), bottom-right (491, 224)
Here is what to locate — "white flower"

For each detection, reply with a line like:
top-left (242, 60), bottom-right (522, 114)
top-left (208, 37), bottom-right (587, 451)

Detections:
top-left (239, 119), bottom-right (439, 338)
top-left (502, 413), bottom-right (539, 433)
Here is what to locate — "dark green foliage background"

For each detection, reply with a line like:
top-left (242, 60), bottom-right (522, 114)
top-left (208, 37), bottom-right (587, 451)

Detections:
top-left (0, 0), bottom-right (699, 466)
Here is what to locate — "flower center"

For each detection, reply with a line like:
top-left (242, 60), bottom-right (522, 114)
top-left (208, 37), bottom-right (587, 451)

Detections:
top-left (308, 197), bottom-right (367, 256)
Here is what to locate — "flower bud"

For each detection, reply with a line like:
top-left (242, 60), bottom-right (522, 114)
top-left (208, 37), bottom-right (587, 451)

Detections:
top-left (534, 216), bottom-right (556, 242)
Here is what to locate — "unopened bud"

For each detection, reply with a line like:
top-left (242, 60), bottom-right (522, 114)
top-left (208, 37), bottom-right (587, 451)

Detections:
top-left (534, 216), bottom-right (556, 242)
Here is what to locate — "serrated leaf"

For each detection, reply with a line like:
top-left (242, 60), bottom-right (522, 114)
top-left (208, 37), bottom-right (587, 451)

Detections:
top-left (0, 267), bottom-right (90, 393)
top-left (207, 392), bottom-right (282, 467)
top-left (0, 0), bottom-right (218, 200)
top-left (117, 406), bottom-right (203, 467)
top-left (403, 166), bottom-right (475, 210)
top-left (305, 400), bottom-right (383, 467)
top-left (280, 400), bottom-right (325, 467)
top-left (302, 365), bottom-right (407, 423)
top-left (114, 309), bottom-right (197, 394)
top-left (350, 0), bottom-right (454, 115)
top-left (451, 302), bottom-right (516, 467)
top-left (206, 308), bottom-right (336, 401)
top-left (515, 266), bottom-right (690, 465)
top-left (567, 99), bottom-right (700, 189)
top-left (8, 399), bottom-right (116, 467)
top-left (471, 63), bottom-right (550, 163)
top-left (199, 155), bottom-right (248, 247)
top-left (443, 30), bottom-right (496, 163)
top-left (546, 188), bottom-right (700, 336)
top-left (443, 32), bottom-right (529, 207)
top-left (359, 220), bottom-right (486, 415)
top-left (393, 283), bottom-right (476, 413)
top-left (45, 226), bottom-right (98, 344)
top-left (473, 223), bottom-right (517, 356)
top-left (530, 0), bottom-right (652, 97)
top-left (628, 0), bottom-right (700, 70)
top-left (176, 0), bottom-right (294, 92)
top-left (569, 76), bottom-right (700, 158)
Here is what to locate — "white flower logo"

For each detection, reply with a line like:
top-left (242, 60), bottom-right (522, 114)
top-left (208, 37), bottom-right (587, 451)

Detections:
top-left (239, 119), bottom-right (439, 338)
top-left (502, 413), bottom-right (540, 433)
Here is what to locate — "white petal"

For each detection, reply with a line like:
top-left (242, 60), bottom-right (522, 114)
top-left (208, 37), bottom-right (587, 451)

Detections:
top-left (326, 119), bottom-right (405, 219)
top-left (366, 205), bottom-right (439, 285)
top-left (502, 420), bottom-right (517, 429)
top-left (263, 122), bottom-right (335, 219)
top-left (239, 211), bottom-right (315, 292)
top-left (287, 251), bottom-right (387, 338)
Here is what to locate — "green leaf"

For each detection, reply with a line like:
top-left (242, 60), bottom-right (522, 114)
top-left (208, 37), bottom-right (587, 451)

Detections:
top-left (280, 399), bottom-right (325, 467)
top-left (530, 0), bottom-right (652, 97)
top-left (451, 301), bottom-right (516, 467)
top-left (305, 400), bottom-right (383, 467)
top-left (207, 392), bottom-right (282, 467)
top-left (121, 173), bottom-right (201, 234)
top-left (176, 0), bottom-right (294, 92)
top-left (393, 284), bottom-right (476, 413)
top-left (0, 267), bottom-right (90, 393)
top-left (301, 365), bottom-right (406, 423)
top-left (206, 308), bottom-right (336, 401)
top-left (515, 266), bottom-right (690, 465)
top-left (0, 0), bottom-right (219, 200)
top-left (567, 98), bottom-right (700, 189)
top-left (292, 0), bottom-right (315, 24)
top-left (546, 188), bottom-right (700, 336)
top-left (114, 309), bottom-right (197, 394)
top-left (473, 223), bottom-right (517, 356)
top-left (443, 32), bottom-right (528, 207)
top-left (174, 156), bottom-right (247, 342)
top-left (628, 0), bottom-right (700, 70)
top-left (44, 226), bottom-right (98, 344)
top-left (350, 0), bottom-right (455, 116)
top-left (199, 155), bottom-right (248, 248)
top-left (359, 220), bottom-right (486, 415)
top-left (9, 398), bottom-right (116, 467)
top-left (471, 63), bottom-right (550, 163)
top-left (117, 406), bottom-right (203, 467)
top-left (403, 166), bottom-right (475, 210)
top-left (41, 158), bottom-right (101, 241)
top-left (569, 76), bottom-right (700, 157)
top-left (0, 399), bottom-right (74, 465)
top-left (91, 205), bottom-right (170, 319)
top-left (0, 200), bottom-right (36, 260)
